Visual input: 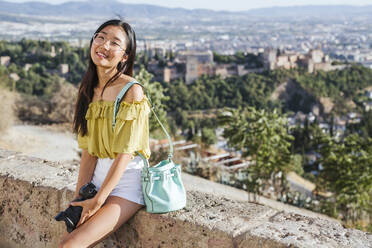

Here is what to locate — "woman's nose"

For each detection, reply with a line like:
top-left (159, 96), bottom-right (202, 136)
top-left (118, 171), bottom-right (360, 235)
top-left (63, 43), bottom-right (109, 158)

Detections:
top-left (102, 41), bottom-right (110, 50)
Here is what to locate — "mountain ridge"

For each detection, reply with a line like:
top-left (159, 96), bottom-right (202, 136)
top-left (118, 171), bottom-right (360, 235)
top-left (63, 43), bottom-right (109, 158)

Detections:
top-left (243, 5), bottom-right (372, 17)
top-left (0, 0), bottom-right (371, 19)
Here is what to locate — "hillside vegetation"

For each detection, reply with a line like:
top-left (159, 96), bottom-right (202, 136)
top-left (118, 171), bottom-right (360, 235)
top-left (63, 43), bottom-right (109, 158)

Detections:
top-left (0, 87), bottom-right (18, 133)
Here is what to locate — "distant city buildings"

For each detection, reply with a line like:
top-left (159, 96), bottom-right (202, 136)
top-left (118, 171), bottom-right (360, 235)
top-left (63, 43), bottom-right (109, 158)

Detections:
top-left (59, 64), bottom-right (69, 74)
top-left (24, 63), bottom-right (32, 71)
top-left (263, 48), bottom-right (347, 73)
top-left (0, 56), bottom-right (11, 66)
top-left (183, 50), bottom-right (214, 84)
top-left (148, 49), bottom-right (264, 84)
top-left (49, 45), bottom-right (56, 57)
top-left (142, 45), bottom-right (345, 84)
top-left (9, 72), bottom-right (19, 81)
top-left (1, 8), bottom-right (372, 72)
top-left (163, 62), bottom-right (185, 83)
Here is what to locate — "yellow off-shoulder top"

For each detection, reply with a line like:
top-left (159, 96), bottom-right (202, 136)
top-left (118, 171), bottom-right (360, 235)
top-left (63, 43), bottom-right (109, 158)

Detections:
top-left (77, 96), bottom-right (151, 160)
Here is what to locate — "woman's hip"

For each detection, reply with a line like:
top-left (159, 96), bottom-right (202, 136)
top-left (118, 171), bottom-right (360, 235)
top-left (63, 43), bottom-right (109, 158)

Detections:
top-left (92, 155), bottom-right (144, 186)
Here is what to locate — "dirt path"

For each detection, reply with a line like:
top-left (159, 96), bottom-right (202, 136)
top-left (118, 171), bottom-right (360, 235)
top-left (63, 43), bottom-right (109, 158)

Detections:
top-left (0, 124), bottom-right (79, 163)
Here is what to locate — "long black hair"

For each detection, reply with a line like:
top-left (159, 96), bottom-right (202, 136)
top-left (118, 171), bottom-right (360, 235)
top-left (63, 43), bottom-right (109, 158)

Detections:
top-left (73, 19), bottom-right (137, 136)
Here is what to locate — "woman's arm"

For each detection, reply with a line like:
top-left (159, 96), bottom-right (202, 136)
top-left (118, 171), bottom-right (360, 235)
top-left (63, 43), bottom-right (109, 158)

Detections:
top-left (70, 153), bottom-right (132, 226)
top-left (73, 149), bottom-right (98, 199)
top-left (94, 153), bottom-right (132, 204)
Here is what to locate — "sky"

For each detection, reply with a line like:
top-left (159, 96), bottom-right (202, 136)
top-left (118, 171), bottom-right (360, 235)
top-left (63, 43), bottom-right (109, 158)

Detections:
top-left (5, 0), bottom-right (372, 12)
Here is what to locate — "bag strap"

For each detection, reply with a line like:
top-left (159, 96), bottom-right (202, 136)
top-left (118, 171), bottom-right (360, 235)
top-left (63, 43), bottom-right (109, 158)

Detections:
top-left (112, 80), bottom-right (136, 130)
top-left (112, 80), bottom-right (174, 166)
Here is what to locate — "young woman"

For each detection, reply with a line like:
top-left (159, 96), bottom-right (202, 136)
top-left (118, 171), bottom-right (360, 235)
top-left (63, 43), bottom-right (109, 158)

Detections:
top-left (58, 19), bottom-right (151, 247)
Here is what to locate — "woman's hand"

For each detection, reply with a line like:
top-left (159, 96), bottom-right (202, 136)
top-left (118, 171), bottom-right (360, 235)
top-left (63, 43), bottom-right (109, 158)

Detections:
top-left (69, 197), bottom-right (104, 227)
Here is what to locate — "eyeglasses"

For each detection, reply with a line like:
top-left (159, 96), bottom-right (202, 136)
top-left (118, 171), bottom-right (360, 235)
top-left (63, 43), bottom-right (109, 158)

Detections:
top-left (92, 33), bottom-right (126, 52)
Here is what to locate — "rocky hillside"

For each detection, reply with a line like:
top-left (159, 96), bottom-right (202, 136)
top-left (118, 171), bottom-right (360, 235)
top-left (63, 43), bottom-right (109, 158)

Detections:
top-left (270, 79), bottom-right (320, 114)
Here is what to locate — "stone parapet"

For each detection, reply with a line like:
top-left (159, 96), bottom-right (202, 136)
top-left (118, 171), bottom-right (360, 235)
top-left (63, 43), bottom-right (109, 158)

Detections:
top-left (0, 148), bottom-right (371, 248)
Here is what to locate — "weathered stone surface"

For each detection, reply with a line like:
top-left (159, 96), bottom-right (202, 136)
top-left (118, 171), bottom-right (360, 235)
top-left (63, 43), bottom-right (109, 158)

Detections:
top-left (0, 148), bottom-right (371, 248)
top-left (182, 170), bottom-right (336, 221)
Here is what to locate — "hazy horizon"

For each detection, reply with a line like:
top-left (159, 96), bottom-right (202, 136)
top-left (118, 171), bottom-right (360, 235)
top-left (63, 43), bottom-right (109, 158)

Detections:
top-left (3, 0), bottom-right (372, 12)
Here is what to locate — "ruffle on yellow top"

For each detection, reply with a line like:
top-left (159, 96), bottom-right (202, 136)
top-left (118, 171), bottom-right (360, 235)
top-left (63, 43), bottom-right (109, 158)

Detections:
top-left (77, 96), bottom-right (151, 160)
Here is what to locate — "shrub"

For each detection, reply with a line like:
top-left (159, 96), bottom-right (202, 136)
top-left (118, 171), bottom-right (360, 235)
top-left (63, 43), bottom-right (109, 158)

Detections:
top-left (48, 82), bottom-right (77, 123)
top-left (0, 87), bottom-right (18, 133)
top-left (16, 82), bottom-right (77, 124)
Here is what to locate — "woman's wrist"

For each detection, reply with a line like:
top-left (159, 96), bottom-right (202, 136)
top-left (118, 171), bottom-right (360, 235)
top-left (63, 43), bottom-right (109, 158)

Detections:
top-left (72, 191), bottom-right (80, 199)
top-left (94, 193), bottom-right (106, 206)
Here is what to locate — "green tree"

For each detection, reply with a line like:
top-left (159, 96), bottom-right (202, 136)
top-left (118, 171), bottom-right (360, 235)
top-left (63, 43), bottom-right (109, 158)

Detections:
top-left (166, 80), bottom-right (191, 111)
top-left (201, 127), bottom-right (216, 148)
top-left (347, 111), bottom-right (372, 138)
top-left (135, 66), bottom-right (169, 133)
top-left (318, 133), bottom-right (372, 224)
top-left (290, 118), bottom-right (326, 155)
top-left (218, 107), bottom-right (294, 199)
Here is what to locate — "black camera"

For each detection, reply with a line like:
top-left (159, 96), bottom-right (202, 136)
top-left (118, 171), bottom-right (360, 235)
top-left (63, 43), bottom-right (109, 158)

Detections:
top-left (55, 182), bottom-right (97, 233)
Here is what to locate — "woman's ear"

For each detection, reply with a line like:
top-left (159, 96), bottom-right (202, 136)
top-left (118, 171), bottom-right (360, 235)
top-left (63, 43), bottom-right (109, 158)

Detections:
top-left (117, 54), bottom-right (129, 71)
top-left (121, 54), bottom-right (128, 63)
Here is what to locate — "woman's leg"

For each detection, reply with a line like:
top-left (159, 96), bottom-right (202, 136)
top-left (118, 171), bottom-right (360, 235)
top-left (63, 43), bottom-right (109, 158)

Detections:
top-left (58, 196), bottom-right (144, 248)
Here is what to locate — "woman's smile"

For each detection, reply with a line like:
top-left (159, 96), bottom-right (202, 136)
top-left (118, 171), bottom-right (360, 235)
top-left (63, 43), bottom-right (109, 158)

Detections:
top-left (96, 51), bottom-right (108, 59)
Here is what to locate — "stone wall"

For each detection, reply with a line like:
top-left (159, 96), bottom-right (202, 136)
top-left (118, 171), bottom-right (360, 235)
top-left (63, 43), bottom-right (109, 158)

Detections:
top-left (0, 148), bottom-right (371, 248)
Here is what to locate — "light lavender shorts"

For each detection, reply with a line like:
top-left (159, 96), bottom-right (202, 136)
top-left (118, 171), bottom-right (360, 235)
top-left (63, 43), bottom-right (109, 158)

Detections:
top-left (91, 156), bottom-right (145, 205)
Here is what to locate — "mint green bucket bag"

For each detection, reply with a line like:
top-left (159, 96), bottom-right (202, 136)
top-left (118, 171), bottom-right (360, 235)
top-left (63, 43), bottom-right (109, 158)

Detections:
top-left (113, 80), bottom-right (187, 213)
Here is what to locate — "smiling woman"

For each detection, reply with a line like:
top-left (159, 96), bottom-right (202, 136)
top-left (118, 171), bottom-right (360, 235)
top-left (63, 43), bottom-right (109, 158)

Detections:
top-left (57, 19), bottom-right (151, 247)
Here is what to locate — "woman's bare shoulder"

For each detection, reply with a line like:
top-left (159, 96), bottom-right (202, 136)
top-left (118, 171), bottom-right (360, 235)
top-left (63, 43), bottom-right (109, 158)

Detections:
top-left (117, 75), bottom-right (144, 103)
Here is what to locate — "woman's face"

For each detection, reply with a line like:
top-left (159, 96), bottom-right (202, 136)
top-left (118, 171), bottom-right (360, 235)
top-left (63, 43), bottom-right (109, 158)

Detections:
top-left (90, 25), bottom-right (128, 69)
